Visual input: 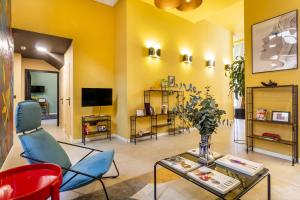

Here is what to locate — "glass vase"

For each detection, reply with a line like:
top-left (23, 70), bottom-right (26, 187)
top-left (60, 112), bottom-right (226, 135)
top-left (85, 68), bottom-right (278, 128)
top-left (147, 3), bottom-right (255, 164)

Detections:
top-left (199, 134), bottom-right (215, 165)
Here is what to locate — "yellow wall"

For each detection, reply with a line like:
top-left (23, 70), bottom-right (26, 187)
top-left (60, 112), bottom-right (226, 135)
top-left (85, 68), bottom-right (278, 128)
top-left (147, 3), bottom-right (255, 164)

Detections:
top-left (12, 0), bottom-right (116, 139)
top-left (245, 0), bottom-right (300, 156)
top-left (13, 54), bottom-right (22, 113)
top-left (121, 0), bottom-right (233, 137)
top-left (12, 0), bottom-right (234, 140)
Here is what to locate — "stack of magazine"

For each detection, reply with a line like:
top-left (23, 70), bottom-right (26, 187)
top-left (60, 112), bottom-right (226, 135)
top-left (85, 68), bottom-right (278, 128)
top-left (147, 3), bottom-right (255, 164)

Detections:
top-left (161, 156), bottom-right (200, 173)
top-left (215, 154), bottom-right (264, 176)
top-left (161, 156), bottom-right (241, 194)
top-left (188, 166), bottom-right (241, 194)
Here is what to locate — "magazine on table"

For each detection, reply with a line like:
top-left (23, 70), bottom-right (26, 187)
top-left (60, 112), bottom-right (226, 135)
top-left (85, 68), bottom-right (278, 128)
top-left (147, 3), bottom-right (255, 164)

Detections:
top-left (187, 148), bottom-right (222, 159)
top-left (187, 166), bottom-right (240, 194)
top-left (161, 156), bottom-right (200, 173)
top-left (215, 154), bottom-right (264, 176)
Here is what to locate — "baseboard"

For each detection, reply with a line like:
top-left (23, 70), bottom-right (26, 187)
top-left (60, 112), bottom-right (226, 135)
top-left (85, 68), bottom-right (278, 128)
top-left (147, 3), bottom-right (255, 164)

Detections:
top-left (253, 147), bottom-right (300, 163)
top-left (69, 129), bottom-right (191, 144)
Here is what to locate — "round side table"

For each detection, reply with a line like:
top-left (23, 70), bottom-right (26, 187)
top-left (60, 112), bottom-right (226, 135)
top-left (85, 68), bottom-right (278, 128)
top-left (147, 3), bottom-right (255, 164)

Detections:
top-left (0, 163), bottom-right (62, 200)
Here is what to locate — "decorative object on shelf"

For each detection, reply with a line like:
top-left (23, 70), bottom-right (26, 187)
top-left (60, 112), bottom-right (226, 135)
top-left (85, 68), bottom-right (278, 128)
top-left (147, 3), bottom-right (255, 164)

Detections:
top-left (272, 111), bottom-right (290, 123)
top-left (154, 0), bottom-right (203, 12)
top-left (225, 56), bottom-right (245, 119)
top-left (161, 105), bottom-right (168, 114)
top-left (173, 84), bottom-right (227, 165)
top-left (256, 109), bottom-right (268, 120)
top-left (183, 54), bottom-right (192, 64)
top-left (83, 124), bottom-right (89, 135)
top-left (262, 132), bottom-right (281, 141)
top-left (168, 76), bottom-right (176, 87)
top-left (144, 103), bottom-right (151, 115)
top-left (261, 80), bottom-right (278, 87)
top-left (161, 79), bottom-right (169, 90)
top-left (97, 125), bottom-right (107, 132)
top-left (252, 10), bottom-right (298, 74)
top-left (136, 109), bottom-right (145, 116)
top-left (206, 59), bottom-right (215, 68)
top-left (150, 106), bottom-right (156, 115)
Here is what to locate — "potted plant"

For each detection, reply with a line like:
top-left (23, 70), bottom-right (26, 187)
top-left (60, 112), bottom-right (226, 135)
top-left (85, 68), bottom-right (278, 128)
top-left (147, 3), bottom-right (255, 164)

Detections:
top-left (173, 84), bottom-right (226, 165)
top-left (225, 56), bottom-right (245, 119)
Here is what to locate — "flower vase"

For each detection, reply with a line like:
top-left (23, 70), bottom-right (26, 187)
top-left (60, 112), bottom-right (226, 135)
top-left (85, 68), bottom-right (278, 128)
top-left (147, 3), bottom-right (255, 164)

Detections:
top-left (199, 134), bottom-right (214, 165)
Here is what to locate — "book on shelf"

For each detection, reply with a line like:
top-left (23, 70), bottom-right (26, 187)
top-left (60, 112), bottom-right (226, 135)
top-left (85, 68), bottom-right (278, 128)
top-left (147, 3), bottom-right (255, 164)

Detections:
top-left (187, 166), bottom-right (240, 194)
top-left (215, 154), bottom-right (264, 176)
top-left (161, 156), bottom-right (200, 173)
top-left (187, 148), bottom-right (222, 159)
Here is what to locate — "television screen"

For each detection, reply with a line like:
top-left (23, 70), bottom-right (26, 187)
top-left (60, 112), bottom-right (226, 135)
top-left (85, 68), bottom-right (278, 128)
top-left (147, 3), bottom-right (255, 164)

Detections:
top-left (82, 88), bottom-right (112, 107)
top-left (31, 85), bottom-right (45, 93)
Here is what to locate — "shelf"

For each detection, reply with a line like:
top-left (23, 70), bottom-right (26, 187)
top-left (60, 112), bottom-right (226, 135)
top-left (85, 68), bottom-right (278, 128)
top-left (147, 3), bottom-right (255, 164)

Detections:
top-left (145, 89), bottom-right (183, 93)
top-left (252, 119), bottom-right (293, 126)
top-left (133, 131), bottom-right (153, 139)
top-left (248, 134), bottom-right (293, 145)
top-left (153, 122), bottom-right (173, 128)
top-left (84, 130), bottom-right (109, 135)
top-left (248, 85), bottom-right (296, 89)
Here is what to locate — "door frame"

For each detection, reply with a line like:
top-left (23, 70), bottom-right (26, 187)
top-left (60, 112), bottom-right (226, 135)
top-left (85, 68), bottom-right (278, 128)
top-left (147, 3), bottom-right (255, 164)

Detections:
top-left (24, 69), bottom-right (60, 126)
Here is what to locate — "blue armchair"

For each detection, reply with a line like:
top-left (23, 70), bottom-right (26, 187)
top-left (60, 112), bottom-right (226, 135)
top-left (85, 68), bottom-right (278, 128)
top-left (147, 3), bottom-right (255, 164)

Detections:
top-left (15, 101), bottom-right (119, 199)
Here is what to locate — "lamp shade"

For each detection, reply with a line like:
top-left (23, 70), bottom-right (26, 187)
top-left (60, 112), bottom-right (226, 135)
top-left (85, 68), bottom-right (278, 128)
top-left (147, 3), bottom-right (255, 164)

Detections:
top-left (154, 0), bottom-right (183, 9)
top-left (176, 0), bottom-right (202, 11)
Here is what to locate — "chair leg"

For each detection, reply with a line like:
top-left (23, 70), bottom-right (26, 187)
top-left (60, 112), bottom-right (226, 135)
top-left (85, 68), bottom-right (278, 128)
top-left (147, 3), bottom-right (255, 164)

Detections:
top-left (99, 179), bottom-right (109, 200)
top-left (103, 160), bottom-right (120, 179)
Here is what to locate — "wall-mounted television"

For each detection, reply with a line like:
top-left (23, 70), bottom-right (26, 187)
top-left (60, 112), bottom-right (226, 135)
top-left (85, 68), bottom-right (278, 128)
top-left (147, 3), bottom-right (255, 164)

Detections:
top-left (82, 88), bottom-right (112, 107)
top-left (31, 85), bottom-right (45, 93)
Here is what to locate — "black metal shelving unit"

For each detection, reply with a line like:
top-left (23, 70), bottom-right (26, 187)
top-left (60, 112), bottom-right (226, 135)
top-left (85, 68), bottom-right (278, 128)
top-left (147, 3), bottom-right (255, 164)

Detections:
top-left (81, 115), bottom-right (111, 145)
top-left (144, 89), bottom-right (188, 135)
top-left (246, 85), bottom-right (298, 165)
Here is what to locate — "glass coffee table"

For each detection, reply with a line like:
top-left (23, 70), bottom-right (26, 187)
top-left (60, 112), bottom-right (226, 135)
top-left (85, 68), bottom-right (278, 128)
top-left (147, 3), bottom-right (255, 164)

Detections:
top-left (154, 152), bottom-right (270, 200)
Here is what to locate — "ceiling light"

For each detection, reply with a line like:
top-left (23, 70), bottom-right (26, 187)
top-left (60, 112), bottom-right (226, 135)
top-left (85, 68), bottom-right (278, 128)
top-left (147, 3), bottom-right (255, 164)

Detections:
top-left (154, 0), bottom-right (202, 11)
top-left (36, 46), bottom-right (48, 53)
top-left (154, 0), bottom-right (182, 9)
top-left (176, 0), bottom-right (203, 11)
top-left (20, 46), bottom-right (27, 51)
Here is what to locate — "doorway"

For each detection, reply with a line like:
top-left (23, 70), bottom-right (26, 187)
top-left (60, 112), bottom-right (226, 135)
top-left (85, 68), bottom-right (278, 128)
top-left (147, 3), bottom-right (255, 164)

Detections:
top-left (25, 69), bottom-right (59, 126)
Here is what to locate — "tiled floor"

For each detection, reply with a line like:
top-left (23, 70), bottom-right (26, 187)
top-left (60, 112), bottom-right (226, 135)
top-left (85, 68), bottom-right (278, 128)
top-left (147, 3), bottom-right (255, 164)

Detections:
top-left (2, 120), bottom-right (300, 199)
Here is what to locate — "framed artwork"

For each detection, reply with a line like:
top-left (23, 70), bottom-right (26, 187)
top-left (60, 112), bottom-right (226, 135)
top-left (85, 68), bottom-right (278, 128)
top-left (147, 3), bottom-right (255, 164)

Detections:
top-left (136, 109), bottom-right (145, 117)
top-left (272, 111), bottom-right (290, 123)
top-left (252, 10), bottom-right (298, 74)
top-left (168, 76), bottom-right (175, 87)
top-left (0, 0), bottom-right (14, 167)
top-left (256, 109), bottom-right (268, 120)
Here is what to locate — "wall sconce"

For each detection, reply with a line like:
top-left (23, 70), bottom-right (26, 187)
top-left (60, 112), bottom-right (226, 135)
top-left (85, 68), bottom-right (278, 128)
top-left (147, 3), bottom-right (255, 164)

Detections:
top-left (183, 54), bottom-right (192, 64)
top-left (206, 60), bottom-right (215, 68)
top-left (148, 47), bottom-right (161, 58)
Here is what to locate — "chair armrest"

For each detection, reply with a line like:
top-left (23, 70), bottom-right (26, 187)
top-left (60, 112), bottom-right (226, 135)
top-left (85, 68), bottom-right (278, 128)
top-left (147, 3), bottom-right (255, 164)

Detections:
top-left (57, 141), bottom-right (103, 152)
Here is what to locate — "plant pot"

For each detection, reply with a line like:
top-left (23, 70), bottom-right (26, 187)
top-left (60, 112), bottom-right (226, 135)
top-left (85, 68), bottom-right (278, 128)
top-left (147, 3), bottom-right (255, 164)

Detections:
top-left (199, 134), bottom-right (215, 165)
top-left (234, 108), bottom-right (245, 119)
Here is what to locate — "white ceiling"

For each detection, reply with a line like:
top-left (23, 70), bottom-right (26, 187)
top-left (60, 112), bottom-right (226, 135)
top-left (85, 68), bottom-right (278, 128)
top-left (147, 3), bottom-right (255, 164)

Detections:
top-left (94, 0), bottom-right (118, 7)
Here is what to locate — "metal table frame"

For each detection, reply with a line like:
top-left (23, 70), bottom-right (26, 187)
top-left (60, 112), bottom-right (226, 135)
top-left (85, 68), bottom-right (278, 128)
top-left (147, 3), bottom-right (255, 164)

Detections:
top-left (154, 157), bottom-right (270, 200)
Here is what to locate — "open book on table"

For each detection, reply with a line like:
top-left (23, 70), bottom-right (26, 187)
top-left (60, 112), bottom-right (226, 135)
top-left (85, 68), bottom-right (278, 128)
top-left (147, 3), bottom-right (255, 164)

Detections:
top-left (187, 166), bottom-right (241, 194)
top-left (215, 154), bottom-right (264, 176)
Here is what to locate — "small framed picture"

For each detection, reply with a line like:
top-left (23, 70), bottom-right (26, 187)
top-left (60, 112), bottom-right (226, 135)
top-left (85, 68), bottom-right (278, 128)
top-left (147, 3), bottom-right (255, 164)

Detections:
top-left (272, 111), bottom-right (290, 123)
top-left (136, 109), bottom-right (145, 116)
top-left (97, 125), bottom-right (107, 132)
top-left (168, 76), bottom-right (175, 87)
top-left (256, 108), bottom-right (268, 120)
